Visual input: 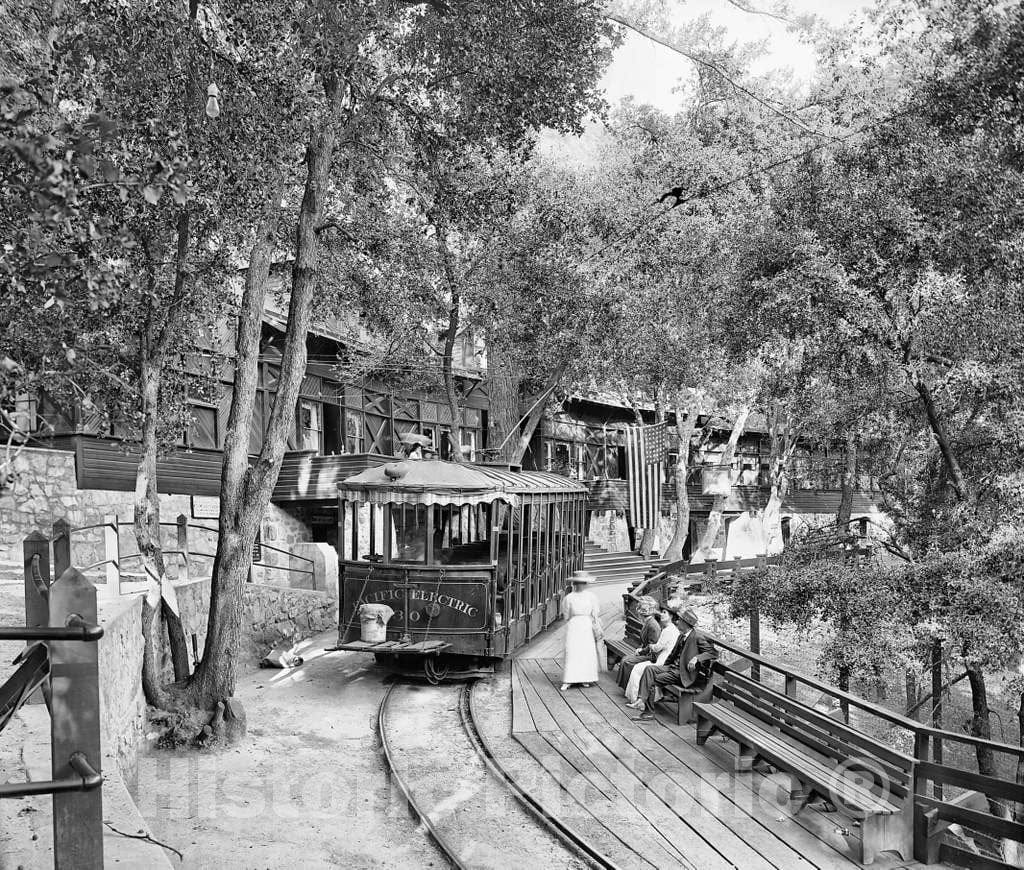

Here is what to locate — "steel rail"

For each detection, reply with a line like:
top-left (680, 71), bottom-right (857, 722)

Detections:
top-left (459, 682), bottom-right (621, 870)
top-left (377, 683), bottom-right (469, 869)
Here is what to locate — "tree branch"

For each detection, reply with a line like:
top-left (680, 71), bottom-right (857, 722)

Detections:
top-left (604, 13), bottom-right (828, 138)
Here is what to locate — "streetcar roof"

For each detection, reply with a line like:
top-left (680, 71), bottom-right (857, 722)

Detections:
top-left (338, 459), bottom-right (586, 506)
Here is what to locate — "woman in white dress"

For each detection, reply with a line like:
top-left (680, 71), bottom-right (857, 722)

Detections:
top-left (560, 570), bottom-right (602, 691)
top-left (624, 610), bottom-right (679, 705)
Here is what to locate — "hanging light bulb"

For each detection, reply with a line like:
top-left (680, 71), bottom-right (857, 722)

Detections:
top-left (205, 82), bottom-right (221, 119)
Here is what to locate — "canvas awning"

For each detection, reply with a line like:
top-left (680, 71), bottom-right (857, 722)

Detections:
top-left (338, 460), bottom-right (519, 507)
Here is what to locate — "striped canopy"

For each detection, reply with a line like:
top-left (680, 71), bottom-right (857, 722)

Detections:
top-left (338, 460), bottom-right (588, 507)
top-left (339, 460), bottom-right (518, 507)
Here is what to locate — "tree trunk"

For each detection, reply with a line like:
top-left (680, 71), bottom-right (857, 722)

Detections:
top-left (440, 287), bottom-right (464, 462)
top-left (915, 378), bottom-right (970, 502)
top-left (966, 663), bottom-right (1001, 816)
top-left (692, 406), bottom-right (750, 563)
top-left (663, 398), bottom-right (698, 563)
top-left (837, 429), bottom-right (857, 531)
top-left (186, 105), bottom-right (337, 710)
top-left (134, 353), bottom-right (189, 709)
top-left (762, 410), bottom-right (797, 556)
top-left (432, 214), bottom-right (465, 462)
top-left (485, 340), bottom-right (519, 462)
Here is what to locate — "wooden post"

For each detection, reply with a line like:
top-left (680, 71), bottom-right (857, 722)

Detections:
top-left (23, 531), bottom-right (50, 705)
top-left (102, 515), bottom-right (120, 595)
top-left (48, 568), bottom-right (103, 870)
top-left (912, 731), bottom-right (930, 862)
top-left (784, 674), bottom-right (798, 699)
top-left (702, 558), bottom-right (716, 593)
top-left (23, 531), bottom-right (50, 631)
top-left (931, 637), bottom-right (943, 798)
top-left (749, 603), bottom-right (761, 683)
top-left (176, 514), bottom-right (190, 583)
top-left (51, 518), bottom-right (71, 577)
top-left (750, 554), bottom-right (767, 682)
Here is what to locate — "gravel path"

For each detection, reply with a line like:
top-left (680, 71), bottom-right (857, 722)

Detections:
top-left (137, 632), bottom-right (443, 869)
top-left (381, 680), bottom-right (588, 870)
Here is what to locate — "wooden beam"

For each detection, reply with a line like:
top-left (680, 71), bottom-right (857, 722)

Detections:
top-left (49, 568), bottom-right (103, 869)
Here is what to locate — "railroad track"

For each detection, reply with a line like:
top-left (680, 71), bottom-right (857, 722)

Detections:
top-left (378, 680), bottom-right (619, 870)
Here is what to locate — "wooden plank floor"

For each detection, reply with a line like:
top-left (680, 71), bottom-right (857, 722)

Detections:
top-left (511, 614), bottom-right (941, 870)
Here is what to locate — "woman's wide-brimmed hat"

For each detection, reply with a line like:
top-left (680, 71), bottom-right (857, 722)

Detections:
top-left (664, 601), bottom-right (698, 626)
top-left (569, 570), bottom-right (596, 585)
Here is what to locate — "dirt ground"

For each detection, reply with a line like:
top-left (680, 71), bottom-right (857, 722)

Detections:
top-left (136, 633), bottom-right (445, 869)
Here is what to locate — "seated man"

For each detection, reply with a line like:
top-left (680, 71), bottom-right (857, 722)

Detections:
top-left (631, 605), bottom-right (717, 720)
top-left (615, 596), bottom-right (662, 691)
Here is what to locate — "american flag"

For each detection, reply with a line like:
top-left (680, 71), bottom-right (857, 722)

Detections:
top-left (625, 422), bottom-right (667, 529)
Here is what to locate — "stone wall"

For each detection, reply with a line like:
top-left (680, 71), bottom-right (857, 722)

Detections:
top-left (0, 584), bottom-right (145, 783)
top-left (0, 446), bottom-right (218, 584)
top-left (97, 595), bottom-right (146, 781)
top-left (161, 575), bottom-right (338, 671)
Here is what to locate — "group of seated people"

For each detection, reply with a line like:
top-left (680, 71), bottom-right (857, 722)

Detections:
top-left (612, 595), bottom-right (718, 721)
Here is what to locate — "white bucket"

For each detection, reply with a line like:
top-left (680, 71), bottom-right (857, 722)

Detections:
top-left (358, 603), bottom-right (394, 643)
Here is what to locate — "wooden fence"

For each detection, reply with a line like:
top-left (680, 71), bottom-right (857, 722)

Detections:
top-left (625, 560), bottom-right (1024, 868)
top-left (0, 529), bottom-right (105, 869)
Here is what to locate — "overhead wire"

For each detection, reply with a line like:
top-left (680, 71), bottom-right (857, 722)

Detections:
top-left (581, 107), bottom-right (913, 267)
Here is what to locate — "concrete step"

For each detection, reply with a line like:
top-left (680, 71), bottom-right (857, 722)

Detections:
top-left (584, 552), bottom-right (644, 564)
top-left (584, 555), bottom-right (666, 570)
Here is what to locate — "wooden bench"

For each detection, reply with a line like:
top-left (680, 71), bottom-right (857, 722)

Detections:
top-left (662, 681), bottom-right (713, 725)
top-left (606, 636), bottom-right (714, 725)
top-left (604, 637), bottom-right (633, 669)
top-left (695, 667), bottom-right (914, 866)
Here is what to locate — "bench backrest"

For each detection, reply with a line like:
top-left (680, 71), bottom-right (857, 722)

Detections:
top-left (712, 664), bottom-right (915, 800)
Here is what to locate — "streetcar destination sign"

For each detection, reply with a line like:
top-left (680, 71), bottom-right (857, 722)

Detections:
top-left (361, 587), bottom-right (479, 617)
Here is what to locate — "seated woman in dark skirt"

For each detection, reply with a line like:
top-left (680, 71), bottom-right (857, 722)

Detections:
top-left (615, 596), bottom-right (662, 690)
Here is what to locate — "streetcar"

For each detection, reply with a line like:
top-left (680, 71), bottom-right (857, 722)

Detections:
top-left (332, 458), bottom-right (588, 681)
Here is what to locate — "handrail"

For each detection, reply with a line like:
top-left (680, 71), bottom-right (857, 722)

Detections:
top-left (0, 616), bottom-right (104, 643)
top-left (258, 541), bottom-right (314, 565)
top-left (28, 554), bottom-right (49, 601)
top-left (71, 521), bottom-right (118, 534)
top-left (0, 752), bottom-right (102, 799)
top-left (709, 635), bottom-right (930, 735)
top-left (622, 597), bottom-right (1024, 761)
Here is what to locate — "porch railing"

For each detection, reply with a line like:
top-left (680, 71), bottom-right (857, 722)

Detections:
top-left (624, 560), bottom-right (1024, 868)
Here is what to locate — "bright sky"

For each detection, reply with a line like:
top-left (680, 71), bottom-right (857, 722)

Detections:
top-left (539, 0), bottom-right (871, 165)
top-left (602, 0), bottom-right (871, 114)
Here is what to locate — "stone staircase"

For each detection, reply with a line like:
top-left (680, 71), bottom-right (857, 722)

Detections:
top-left (583, 542), bottom-right (666, 587)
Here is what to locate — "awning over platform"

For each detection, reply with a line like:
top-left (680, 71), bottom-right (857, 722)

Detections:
top-left (339, 459), bottom-right (518, 507)
top-left (339, 459), bottom-right (588, 507)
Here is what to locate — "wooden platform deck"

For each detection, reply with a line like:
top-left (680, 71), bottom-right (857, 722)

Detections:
top-left (511, 617), bottom-right (940, 870)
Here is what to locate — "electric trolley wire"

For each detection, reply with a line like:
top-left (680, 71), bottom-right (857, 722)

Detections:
top-left (581, 107), bottom-right (914, 267)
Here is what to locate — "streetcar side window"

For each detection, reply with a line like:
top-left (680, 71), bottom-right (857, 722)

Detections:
top-left (392, 504), bottom-right (428, 563)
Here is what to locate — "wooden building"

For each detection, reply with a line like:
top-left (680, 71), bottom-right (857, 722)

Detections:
top-left (16, 308), bottom-right (882, 559)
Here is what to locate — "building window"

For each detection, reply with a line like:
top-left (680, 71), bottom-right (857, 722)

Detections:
top-left (344, 412), bottom-right (363, 453)
top-left (188, 404), bottom-right (218, 449)
top-left (298, 399), bottom-right (321, 452)
top-left (10, 395), bottom-right (38, 438)
top-left (323, 403), bottom-right (344, 454)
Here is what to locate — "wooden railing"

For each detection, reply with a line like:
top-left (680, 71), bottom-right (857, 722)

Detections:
top-left (0, 530), bottom-right (105, 869)
top-left (621, 565), bottom-right (1024, 868)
